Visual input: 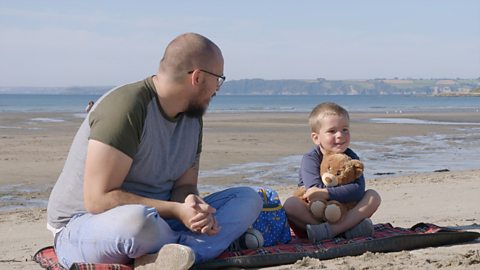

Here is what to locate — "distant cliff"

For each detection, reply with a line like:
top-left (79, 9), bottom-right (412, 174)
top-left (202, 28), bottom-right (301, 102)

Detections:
top-left (1, 78), bottom-right (479, 95)
top-left (220, 78), bottom-right (480, 95)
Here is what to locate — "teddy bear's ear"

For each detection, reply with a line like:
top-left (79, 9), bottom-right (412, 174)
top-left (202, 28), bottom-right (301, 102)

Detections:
top-left (352, 160), bottom-right (364, 179)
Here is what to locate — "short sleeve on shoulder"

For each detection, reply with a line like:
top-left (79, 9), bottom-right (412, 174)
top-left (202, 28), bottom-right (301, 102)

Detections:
top-left (88, 81), bottom-right (153, 158)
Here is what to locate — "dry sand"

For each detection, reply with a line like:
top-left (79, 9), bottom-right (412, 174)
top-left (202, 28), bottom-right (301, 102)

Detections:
top-left (0, 111), bottom-right (479, 269)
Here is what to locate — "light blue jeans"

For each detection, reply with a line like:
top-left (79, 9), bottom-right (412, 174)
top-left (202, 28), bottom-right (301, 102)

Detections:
top-left (54, 187), bottom-right (262, 268)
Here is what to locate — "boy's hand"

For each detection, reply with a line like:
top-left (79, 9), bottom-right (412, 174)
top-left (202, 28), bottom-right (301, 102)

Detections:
top-left (303, 187), bottom-right (329, 202)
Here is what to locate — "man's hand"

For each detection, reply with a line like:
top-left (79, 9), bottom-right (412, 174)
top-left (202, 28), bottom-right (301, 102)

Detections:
top-left (179, 194), bottom-right (220, 236)
top-left (303, 186), bottom-right (330, 203)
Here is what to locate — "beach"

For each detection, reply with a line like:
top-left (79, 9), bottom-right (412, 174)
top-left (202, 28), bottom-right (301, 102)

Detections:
top-left (1, 111), bottom-right (479, 269)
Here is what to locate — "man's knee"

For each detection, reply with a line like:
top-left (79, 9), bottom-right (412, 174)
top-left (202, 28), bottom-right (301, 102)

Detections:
top-left (114, 205), bottom-right (162, 240)
top-left (240, 187), bottom-right (263, 214)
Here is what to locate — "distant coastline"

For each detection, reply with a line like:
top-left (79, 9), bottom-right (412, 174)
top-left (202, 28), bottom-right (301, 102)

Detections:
top-left (433, 92), bottom-right (480, 97)
top-left (1, 78), bottom-right (479, 96)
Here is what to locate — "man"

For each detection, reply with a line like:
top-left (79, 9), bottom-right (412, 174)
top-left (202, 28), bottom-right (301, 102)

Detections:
top-left (47, 33), bottom-right (262, 270)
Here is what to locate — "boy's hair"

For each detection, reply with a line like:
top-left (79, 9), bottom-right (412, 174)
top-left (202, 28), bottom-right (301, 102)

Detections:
top-left (309, 102), bottom-right (350, 132)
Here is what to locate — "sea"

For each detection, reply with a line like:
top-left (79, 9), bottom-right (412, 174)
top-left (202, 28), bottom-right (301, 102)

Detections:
top-left (1, 93), bottom-right (479, 114)
top-left (1, 93), bottom-right (480, 211)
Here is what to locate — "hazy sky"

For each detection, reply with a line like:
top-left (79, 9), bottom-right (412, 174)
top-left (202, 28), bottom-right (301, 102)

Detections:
top-left (1, 0), bottom-right (479, 86)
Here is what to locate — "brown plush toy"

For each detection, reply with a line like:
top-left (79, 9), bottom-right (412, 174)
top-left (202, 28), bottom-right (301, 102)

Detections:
top-left (297, 153), bottom-right (364, 223)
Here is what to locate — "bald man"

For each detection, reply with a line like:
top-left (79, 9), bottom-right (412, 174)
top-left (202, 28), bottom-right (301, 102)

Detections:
top-left (47, 33), bottom-right (262, 270)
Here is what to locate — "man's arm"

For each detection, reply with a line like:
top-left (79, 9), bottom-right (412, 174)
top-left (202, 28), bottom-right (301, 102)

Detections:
top-left (170, 154), bottom-right (201, 202)
top-left (170, 155), bottom-right (220, 235)
top-left (83, 140), bottom-right (183, 219)
top-left (83, 140), bottom-right (218, 234)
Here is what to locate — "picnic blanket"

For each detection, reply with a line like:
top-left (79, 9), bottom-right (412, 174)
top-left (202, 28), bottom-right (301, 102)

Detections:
top-left (33, 223), bottom-right (479, 270)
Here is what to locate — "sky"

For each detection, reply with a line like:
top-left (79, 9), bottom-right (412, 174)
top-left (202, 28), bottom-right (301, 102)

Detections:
top-left (1, 0), bottom-right (479, 87)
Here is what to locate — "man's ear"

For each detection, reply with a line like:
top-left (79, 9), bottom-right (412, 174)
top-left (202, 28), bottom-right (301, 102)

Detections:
top-left (190, 69), bottom-right (201, 86)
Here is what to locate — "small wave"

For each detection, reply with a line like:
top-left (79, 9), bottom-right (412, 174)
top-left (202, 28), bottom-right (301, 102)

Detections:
top-left (369, 118), bottom-right (480, 125)
top-left (30, 117), bottom-right (65, 123)
top-left (209, 107), bottom-right (305, 113)
top-left (73, 113), bottom-right (88, 118)
top-left (0, 125), bottom-right (21, 129)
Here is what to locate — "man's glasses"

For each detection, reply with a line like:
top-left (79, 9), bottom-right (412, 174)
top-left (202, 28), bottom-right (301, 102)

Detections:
top-left (188, 69), bottom-right (226, 88)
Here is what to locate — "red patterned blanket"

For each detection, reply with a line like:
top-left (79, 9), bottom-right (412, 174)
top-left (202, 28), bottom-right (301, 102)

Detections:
top-left (33, 223), bottom-right (479, 270)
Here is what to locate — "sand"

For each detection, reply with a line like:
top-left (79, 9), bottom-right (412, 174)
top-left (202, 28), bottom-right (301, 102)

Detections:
top-left (0, 111), bottom-right (479, 269)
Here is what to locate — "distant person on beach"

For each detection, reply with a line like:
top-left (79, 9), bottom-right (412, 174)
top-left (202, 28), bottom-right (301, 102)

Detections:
top-left (283, 102), bottom-right (381, 243)
top-left (85, 100), bottom-right (94, 113)
top-left (46, 33), bottom-right (262, 270)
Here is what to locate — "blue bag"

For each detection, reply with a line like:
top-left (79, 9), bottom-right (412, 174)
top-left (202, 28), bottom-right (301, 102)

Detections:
top-left (251, 187), bottom-right (291, 246)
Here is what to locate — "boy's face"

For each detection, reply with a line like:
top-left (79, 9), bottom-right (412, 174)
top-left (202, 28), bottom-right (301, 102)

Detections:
top-left (311, 114), bottom-right (350, 154)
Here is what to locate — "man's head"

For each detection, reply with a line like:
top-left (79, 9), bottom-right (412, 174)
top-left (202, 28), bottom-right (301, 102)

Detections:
top-left (159, 33), bottom-right (224, 118)
top-left (309, 102), bottom-right (351, 154)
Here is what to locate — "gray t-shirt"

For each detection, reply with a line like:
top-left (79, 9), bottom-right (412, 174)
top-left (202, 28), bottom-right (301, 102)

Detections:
top-left (47, 77), bottom-right (202, 230)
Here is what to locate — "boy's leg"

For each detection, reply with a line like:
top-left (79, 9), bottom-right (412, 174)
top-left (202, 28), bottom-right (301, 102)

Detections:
top-left (55, 204), bottom-right (177, 269)
top-left (344, 218), bottom-right (374, 239)
top-left (284, 196), bottom-right (320, 231)
top-left (330, 189), bottom-right (381, 236)
top-left (307, 189), bottom-right (381, 243)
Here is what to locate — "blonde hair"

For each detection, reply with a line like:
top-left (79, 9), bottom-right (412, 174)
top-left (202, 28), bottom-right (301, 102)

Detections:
top-left (309, 102), bottom-right (350, 132)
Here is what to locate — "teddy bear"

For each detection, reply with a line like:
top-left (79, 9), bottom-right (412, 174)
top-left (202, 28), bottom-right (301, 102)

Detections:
top-left (295, 153), bottom-right (364, 223)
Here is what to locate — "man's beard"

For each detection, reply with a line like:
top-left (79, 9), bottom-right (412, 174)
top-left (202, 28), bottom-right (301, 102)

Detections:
top-left (184, 101), bottom-right (207, 118)
top-left (185, 88), bottom-right (215, 118)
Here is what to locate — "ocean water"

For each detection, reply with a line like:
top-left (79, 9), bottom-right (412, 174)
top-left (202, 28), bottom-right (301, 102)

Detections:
top-left (1, 93), bottom-right (479, 113)
top-left (1, 93), bottom-right (480, 211)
